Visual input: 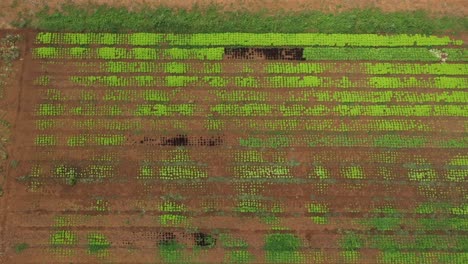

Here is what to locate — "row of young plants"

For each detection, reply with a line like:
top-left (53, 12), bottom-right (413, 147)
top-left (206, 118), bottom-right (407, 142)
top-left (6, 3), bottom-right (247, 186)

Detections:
top-left (53, 164), bottom-right (114, 181)
top-left (310, 135), bottom-right (467, 148)
top-left (43, 89), bottom-right (467, 104)
top-left (36, 134), bottom-right (126, 146)
top-left (73, 120), bottom-right (142, 131)
top-left (140, 165), bottom-right (208, 180)
top-left (165, 33), bottom-right (463, 47)
top-left (58, 61), bottom-right (468, 75)
top-left (139, 150), bottom-right (208, 180)
top-left (35, 103), bottom-right (468, 117)
top-left (211, 104), bottom-right (467, 117)
top-left (265, 62), bottom-right (468, 75)
top-left (211, 90), bottom-right (468, 103)
top-left (33, 47), bottom-right (225, 60)
top-left (235, 134), bottom-right (467, 148)
top-left (379, 252), bottom-right (467, 264)
top-left (37, 103), bottom-right (195, 117)
top-left (36, 32), bottom-right (463, 46)
top-left (50, 230), bottom-right (111, 257)
top-left (66, 75), bottom-right (468, 88)
top-left (103, 62), bottom-right (222, 74)
top-left (35, 156), bottom-right (467, 183)
top-left (36, 32), bottom-right (132, 45)
top-left (303, 47), bottom-right (466, 61)
top-left (232, 119), bottom-right (439, 132)
top-left (42, 89), bottom-right (171, 102)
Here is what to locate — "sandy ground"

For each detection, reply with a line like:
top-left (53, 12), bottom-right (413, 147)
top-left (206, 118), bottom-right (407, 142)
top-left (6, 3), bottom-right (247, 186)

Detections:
top-left (0, 0), bottom-right (467, 29)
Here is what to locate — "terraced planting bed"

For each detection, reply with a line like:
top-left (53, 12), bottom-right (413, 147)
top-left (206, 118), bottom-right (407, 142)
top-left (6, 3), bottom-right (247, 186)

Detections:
top-left (0, 31), bottom-right (467, 263)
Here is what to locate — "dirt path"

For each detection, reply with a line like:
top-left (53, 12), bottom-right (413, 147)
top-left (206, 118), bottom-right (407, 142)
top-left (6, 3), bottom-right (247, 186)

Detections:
top-left (0, 0), bottom-right (467, 29)
top-left (0, 29), bottom-right (28, 262)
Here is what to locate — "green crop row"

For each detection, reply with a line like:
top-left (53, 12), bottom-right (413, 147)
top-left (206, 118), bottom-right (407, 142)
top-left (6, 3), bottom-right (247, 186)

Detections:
top-left (320, 91), bottom-right (467, 103)
top-left (36, 104), bottom-right (195, 117)
top-left (303, 48), bottom-right (467, 61)
top-left (73, 119), bottom-right (142, 130)
top-left (238, 119), bottom-right (433, 132)
top-left (211, 90), bottom-right (468, 103)
top-left (239, 136), bottom-right (291, 148)
top-left (234, 134), bottom-right (468, 148)
top-left (37, 104), bottom-right (64, 116)
top-left (34, 134), bottom-right (125, 147)
top-left (33, 47), bottom-right (225, 60)
top-left (36, 103), bottom-right (468, 117)
top-left (308, 135), bottom-right (468, 148)
top-left (211, 104), bottom-right (273, 116)
top-left (212, 90), bottom-right (268, 101)
top-left (160, 166), bottom-right (208, 180)
top-left (223, 158), bottom-right (464, 182)
top-left (234, 165), bottom-right (292, 178)
top-left (368, 77), bottom-right (467, 89)
top-left (234, 150), bottom-right (266, 163)
top-left (36, 32), bottom-right (131, 45)
top-left (69, 75), bottom-right (468, 88)
top-left (446, 155), bottom-right (468, 182)
top-left (235, 199), bottom-right (265, 213)
top-left (341, 166), bottom-right (365, 179)
top-left (50, 230), bottom-right (77, 246)
top-left (134, 104), bottom-right (194, 116)
top-left (42, 89), bottom-right (173, 102)
top-left (265, 62), bottom-right (468, 75)
top-left (371, 234), bottom-right (465, 252)
top-left (53, 164), bottom-right (114, 179)
top-left (308, 202), bottom-right (330, 224)
top-left (48, 89), bottom-right (465, 104)
top-left (91, 200), bottom-right (108, 212)
top-left (64, 134), bottom-right (126, 146)
top-left (69, 105), bottom-right (122, 116)
top-left (36, 120), bottom-right (56, 130)
top-left (379, 252), bottom-right (468, 264)
top-left (159, 201), bottom-right (187, 212)
top-left (36, 32), bottom-right (462, 46)
top-left (35, 135), bottom-right (57, 146)
top-left (365, 63), bottom-right (468, 75)
top-left (159, 214), bottom-right (188, 227)
top-left (212, 104), bottom-right (468, 117)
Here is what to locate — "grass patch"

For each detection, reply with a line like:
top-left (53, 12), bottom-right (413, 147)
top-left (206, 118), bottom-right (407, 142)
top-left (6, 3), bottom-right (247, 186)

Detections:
top-left (159, 240), bottom-right (184, 263)
top-left (28, 4), bottom-right (467, 34)
top-left (264, 233), bottom-right (302, 251)
top-left (340, 232), bottom-right (363, 250)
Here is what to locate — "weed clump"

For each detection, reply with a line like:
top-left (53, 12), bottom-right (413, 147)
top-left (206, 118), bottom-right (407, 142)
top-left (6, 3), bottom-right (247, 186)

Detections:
top-left (14, 243), bottom-right (29, 253)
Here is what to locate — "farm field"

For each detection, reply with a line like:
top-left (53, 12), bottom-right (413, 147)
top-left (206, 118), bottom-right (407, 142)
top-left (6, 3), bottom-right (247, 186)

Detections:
top-left (0, 31), bottom-right (467, 263)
